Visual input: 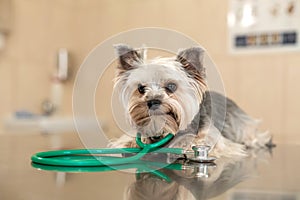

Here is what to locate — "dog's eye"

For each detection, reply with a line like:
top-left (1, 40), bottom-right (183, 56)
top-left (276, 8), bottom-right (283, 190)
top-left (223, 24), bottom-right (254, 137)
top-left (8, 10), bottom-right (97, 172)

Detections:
top-left (165, 82), bottom-right (177, 93)
top-left (137, 84), bottom-right (146, 94)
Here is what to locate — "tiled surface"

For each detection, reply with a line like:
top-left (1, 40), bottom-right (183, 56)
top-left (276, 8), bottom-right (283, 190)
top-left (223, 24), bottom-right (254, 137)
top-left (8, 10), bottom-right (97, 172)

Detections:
top-left (15, 64), bottom-right (50, 113)
top-left (285, 59), bottom-right (300, 143)
top-left (0, 0), bottom-right (299, 144)
top-left (0, 60), bottom-right (14, 115)
top-left (236, 56), bottom-right (286, 142)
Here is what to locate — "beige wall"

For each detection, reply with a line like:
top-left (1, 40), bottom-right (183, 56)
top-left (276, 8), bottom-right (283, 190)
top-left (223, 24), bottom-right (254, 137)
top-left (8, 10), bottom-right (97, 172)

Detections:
top-left (0, 0), bottom-right (299, 143)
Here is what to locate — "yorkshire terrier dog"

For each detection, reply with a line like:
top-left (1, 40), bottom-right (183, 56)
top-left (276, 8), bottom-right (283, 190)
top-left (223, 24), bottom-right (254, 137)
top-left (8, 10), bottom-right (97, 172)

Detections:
top-left (110, 44), bottom-right (271, 158)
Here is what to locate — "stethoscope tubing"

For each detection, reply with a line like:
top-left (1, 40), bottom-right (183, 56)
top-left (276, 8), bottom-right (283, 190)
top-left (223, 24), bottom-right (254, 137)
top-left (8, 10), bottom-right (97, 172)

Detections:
top-left (31, 133), bottom-right (183, 167)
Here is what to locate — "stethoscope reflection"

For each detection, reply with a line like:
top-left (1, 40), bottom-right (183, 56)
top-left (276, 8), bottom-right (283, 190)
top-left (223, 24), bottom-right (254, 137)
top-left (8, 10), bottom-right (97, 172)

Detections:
top-left (124, 148), bottom-right (272, 200)
top-left (32, 148), bottom-right (272, 199)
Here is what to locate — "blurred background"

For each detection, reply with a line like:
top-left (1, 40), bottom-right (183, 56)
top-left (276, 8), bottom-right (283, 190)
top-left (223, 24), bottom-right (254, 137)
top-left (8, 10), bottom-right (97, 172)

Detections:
top-left (0, 0), bottom-right (299, 145)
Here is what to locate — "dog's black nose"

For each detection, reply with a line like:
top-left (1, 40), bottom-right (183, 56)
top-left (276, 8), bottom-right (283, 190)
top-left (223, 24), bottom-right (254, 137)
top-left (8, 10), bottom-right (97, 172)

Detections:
top-left (147, 99), bottom-right (161, 110)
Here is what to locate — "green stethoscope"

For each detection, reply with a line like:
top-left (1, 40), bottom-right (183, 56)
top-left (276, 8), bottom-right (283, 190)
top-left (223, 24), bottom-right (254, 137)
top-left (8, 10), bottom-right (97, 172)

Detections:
top-left (31, 133), bottom-right (216, 168)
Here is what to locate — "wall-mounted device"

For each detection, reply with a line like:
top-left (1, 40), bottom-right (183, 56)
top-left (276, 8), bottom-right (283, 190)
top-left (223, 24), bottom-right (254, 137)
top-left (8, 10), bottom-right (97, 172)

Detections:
top-left (56, 48), bottom-right (69, 81)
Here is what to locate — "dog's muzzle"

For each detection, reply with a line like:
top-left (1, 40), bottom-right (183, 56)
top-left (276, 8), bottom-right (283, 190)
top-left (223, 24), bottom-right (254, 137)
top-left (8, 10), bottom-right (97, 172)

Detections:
top-left (147, 99), bottom-right (161, 110)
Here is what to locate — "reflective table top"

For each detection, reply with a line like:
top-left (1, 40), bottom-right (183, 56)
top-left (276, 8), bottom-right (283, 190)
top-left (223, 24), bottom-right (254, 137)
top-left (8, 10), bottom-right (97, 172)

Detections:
top-left (0, 133), bottom-right (299, 200)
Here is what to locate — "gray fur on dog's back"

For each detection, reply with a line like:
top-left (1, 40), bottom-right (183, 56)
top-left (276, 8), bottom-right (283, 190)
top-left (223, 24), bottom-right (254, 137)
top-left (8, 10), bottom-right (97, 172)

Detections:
top-left (175, 91), bottom-right (260, 145)
top-left (198, 91), bottom-right (258, 144)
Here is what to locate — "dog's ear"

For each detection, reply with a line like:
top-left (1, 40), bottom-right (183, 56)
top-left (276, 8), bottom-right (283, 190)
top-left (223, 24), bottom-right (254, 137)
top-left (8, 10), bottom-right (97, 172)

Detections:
top-left (114, 44), bottom-right (142, 71)
top-left (176, 47), bottom-right (206, 81)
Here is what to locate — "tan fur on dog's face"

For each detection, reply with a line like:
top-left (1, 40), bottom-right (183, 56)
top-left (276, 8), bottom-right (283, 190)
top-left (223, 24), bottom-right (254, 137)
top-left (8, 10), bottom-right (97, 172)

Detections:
top-left (114, 45), bottom-right (206, 138)
top-left (128, 84), bottom-right (181, 137)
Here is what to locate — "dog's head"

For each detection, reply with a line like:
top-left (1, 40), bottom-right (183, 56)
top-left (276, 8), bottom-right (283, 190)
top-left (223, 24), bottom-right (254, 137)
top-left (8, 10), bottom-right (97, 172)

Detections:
top-left (114, 44), bottom-right (206, 138)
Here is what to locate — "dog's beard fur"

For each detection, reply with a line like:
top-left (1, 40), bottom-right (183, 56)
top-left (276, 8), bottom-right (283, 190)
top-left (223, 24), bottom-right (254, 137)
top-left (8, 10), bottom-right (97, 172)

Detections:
top-left (128, 94), bottom-right (181, 137)
top-left (114, 56), bottom-right (206, 138)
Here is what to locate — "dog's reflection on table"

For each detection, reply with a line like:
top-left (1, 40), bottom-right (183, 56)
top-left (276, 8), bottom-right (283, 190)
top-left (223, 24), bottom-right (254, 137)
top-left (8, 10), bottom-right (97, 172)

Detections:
top-left (124, 149), bottom-right (272, 200)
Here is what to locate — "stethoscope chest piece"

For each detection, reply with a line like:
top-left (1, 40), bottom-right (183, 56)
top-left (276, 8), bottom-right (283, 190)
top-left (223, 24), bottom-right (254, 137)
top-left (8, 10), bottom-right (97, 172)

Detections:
top-left (194, 162), bottom-right (216, 178)
top-left (188, 145), bottom-right (217, 163)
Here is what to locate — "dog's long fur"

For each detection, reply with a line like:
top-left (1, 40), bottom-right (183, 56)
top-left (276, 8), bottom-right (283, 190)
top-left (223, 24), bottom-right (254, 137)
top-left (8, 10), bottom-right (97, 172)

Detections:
top-left (109, 44), bottom-right (271, 158)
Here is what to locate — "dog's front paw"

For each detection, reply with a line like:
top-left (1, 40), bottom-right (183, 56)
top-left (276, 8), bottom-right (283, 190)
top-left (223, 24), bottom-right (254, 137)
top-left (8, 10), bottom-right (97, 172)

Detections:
top-left (192, 126), bottom-right (247, 158)
top-left (166, 134), bottom-right (196, 162)
top-left (168, 134), bottom-right (196, 150)
top-left (108, 134), bottom-right (138, 148)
